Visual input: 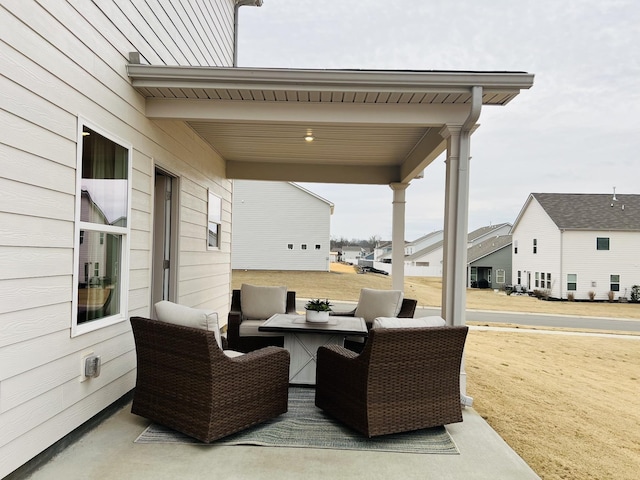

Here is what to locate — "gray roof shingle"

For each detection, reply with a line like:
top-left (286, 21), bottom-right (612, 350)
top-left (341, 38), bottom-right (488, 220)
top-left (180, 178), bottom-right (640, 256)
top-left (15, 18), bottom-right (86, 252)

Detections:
top-left (532, 193), bottom-right (640, 230)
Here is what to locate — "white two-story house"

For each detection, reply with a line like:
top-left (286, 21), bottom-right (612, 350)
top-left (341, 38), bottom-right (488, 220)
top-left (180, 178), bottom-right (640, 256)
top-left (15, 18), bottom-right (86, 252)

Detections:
top-left (231, 181), bottom-right (333, 271)
top-left (511, 193), bottom-right (640, 300)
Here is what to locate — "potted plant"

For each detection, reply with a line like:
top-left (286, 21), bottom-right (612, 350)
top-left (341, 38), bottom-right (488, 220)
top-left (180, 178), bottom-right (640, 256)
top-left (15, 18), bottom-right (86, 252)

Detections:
top-left (305, 299), bottom-right (332, 323)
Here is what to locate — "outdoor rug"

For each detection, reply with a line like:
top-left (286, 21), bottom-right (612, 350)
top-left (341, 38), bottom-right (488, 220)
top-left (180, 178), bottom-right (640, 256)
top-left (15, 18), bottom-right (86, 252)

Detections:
top-left (134, 387), bottom-right (459, 454)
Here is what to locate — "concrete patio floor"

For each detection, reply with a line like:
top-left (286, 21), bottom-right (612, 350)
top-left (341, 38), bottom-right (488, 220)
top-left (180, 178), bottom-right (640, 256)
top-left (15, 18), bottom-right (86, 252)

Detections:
top-left (20, 398), bottom-right (540, 480)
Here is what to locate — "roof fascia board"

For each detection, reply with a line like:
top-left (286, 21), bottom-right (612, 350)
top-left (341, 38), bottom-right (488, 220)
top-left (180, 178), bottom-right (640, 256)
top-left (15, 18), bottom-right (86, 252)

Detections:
top-left (146, 98), bottom-right (471, 125)
top-left (399, 128), bottom-right (448, 182)
top-left (127, 65), bottom-right (534, 94)
top-left (287, 182), bottom-right (335, 213)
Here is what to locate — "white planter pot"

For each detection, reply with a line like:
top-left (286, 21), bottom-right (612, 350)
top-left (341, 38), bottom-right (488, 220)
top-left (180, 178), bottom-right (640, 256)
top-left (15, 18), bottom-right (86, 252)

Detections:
top-left (305, 309), bottom-right (330, 323)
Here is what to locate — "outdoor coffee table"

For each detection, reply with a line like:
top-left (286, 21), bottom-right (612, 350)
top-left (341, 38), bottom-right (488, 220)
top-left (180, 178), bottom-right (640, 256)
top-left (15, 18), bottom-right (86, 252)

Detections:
top-left (259, 313), bottom-right (367, 385)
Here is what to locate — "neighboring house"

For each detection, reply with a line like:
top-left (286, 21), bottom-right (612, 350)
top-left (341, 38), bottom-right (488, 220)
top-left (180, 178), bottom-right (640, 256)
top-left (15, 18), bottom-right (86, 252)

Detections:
top-left (341, 246), bottom-right (365, 263)
top-left (511, 193), bottom-right (640, 300)
top-left (231, 181), bottom-right (333, 271)
top-left (373, 241), bottom-right (393, 262)
top-left (1, 2), bottom-right (532, 476)
top-left (401, 223), bottom-right (512, 277)
top-left (467, 235), bottom-right (513, 289)
top-left (404, 230), bottom-right (444, 255)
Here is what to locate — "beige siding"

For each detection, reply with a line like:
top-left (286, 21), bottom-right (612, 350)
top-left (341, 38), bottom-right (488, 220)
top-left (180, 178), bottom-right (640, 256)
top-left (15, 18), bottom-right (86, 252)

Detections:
top-left (0, 1), bottom-right (235, 476)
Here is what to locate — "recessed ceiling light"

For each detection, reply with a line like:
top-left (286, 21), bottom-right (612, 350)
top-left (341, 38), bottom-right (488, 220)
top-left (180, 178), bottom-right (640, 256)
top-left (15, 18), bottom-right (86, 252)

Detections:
top-left (304, 134), bottom-right (315, 142)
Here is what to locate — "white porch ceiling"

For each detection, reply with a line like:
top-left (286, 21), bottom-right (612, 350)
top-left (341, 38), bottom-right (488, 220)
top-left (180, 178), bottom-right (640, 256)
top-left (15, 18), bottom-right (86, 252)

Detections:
top-left (127, 65), bottom-right (534, 185)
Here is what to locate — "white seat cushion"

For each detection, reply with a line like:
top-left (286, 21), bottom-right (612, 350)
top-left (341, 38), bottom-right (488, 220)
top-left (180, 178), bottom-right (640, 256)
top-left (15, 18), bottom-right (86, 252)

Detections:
top-left (240, 284), bottom-right (287, 319)
top-left (373, 316), bottom-right (446, 329)
top-left (154, 300), bottom-right (222, 349)
top-left (238, 319), bottom-right (283, 337)
top-left (354, 288), bottom-right (404, 322)
top-left (223, 350), bottom-right (245, 358)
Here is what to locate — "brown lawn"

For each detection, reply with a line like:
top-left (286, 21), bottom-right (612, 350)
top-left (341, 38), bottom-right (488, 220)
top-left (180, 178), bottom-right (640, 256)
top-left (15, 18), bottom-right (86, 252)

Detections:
top-left (232, 266), bottom-right (640, 480)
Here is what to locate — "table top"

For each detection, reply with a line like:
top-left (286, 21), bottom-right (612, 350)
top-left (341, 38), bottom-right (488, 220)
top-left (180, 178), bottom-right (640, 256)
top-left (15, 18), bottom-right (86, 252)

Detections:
top-left (259, 313), bottom-right (367, 336)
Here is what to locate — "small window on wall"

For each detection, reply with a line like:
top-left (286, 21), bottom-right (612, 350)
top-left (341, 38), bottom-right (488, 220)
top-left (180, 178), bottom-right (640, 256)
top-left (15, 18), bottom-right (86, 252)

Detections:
top-left (208, 191), bottom-right (221, 250)
top-left (73, 121), bottom-right (131, 336)
top-left (535, 272), bottom-right (540, 287)
top-left (514, 240), bottom-right (518, 254)
top-left (517, 270), bottom-right (522, 284)
top-left (301, 244), bottom-right (307, 250)
top-left (567, 274), bottom-right (577, 291)
top-left (315, 244), bottom-right (321, 250)
top-left (496, 269), bottom-right (505, 284)
top-left (597, 237), bottom-right (610, 250)
top-left (610, 275), bottom-right (620, 291)
top-left (287, 244), bottom-right (294, 250)
top-left (533, 239), bottom-right (537, 254)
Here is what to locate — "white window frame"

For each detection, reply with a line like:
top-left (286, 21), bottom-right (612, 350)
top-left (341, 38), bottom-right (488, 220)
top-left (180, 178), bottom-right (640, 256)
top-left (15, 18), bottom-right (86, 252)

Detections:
top-left (207, 190), bottom-right (222, 250)
top-left (496, 269), bottom-right (505, 284)
top-left (72, 118), bottom-right (132, 337)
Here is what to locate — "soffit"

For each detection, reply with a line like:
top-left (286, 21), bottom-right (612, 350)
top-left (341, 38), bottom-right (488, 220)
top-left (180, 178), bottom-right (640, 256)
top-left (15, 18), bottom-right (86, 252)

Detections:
top-left (127, 65), bottom-right (534, 184)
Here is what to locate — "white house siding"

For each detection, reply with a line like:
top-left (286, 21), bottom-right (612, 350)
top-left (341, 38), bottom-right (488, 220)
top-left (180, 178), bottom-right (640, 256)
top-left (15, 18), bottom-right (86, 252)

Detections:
top-left (0, 1), bottom-right (235, 476)
top-left (511, 199), bottom-right (567, 297)
top-left (561, 230), bottom-right (639, 300)
top-left (232, 181), bottom-right (332, 271)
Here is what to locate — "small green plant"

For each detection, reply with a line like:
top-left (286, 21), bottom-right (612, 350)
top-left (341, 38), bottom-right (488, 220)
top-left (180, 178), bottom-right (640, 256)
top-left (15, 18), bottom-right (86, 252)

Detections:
top-left (305, 299), bottom-right (332, 312)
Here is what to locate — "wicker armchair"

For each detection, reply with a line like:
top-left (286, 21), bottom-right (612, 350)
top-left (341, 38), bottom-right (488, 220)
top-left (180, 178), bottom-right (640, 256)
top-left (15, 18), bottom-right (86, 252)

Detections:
top-left (227, 288), bottom-right (297, 352)
top-left (315, 325), bottom-right (468, 437)
top-left (130, 316), bottom-right (290, 443)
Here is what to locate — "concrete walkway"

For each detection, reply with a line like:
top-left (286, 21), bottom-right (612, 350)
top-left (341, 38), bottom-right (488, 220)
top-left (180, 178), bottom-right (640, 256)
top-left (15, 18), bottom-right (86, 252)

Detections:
top-left (22, 400), bottom-right (540, 480)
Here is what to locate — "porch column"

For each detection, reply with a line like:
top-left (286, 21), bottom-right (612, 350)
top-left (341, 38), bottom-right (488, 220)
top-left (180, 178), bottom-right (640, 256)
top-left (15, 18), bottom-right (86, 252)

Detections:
top-left (389, 182), bottom-right (409, 291)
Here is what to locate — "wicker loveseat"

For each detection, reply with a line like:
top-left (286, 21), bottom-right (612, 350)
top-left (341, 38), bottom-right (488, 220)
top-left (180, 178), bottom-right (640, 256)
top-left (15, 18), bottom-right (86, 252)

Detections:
top-left (315, 324), bottom-right (468, 437)
top-left (227, 285), bottom-right (297, 352)
top-left (130, 316), bottom-right (290, 443)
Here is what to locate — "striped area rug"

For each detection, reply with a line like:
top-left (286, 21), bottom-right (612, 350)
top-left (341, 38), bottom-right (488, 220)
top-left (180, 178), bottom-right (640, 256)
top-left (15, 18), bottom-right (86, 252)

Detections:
top-left (134, 387), bottom-right (459, 454)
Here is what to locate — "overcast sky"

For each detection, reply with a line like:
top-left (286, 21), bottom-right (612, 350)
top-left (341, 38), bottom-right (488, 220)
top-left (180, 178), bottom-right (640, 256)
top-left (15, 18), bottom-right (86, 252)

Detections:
top-left (237, 0), bottom-right (640, 241)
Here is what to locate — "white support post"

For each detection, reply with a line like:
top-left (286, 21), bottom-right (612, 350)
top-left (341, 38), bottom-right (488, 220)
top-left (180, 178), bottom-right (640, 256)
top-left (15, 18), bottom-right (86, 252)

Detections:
top-left (389, 183), bottom-right (409, 292)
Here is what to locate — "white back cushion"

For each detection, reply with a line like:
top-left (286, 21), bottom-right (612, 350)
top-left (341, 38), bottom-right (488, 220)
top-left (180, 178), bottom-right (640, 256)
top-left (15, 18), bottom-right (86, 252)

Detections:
top-left (240, 284), bottom-right (287, 320)
top-left (154, 301), bottom-right (222, 349)
top-left (354, 288), bottom-right (404, 322)
top-left (373, 316), bottom-right (446, 329)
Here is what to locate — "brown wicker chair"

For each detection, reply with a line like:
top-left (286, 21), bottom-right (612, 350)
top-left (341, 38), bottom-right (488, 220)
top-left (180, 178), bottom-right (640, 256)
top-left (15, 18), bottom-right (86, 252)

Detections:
top-left (315, 325), bottom-right (468, 437)
top-left (130, 316), bottom-right (290, 443)
top-left (332, 294), bottom-right (418, 352)
top-left (227, 288), bottom-right (297, 352)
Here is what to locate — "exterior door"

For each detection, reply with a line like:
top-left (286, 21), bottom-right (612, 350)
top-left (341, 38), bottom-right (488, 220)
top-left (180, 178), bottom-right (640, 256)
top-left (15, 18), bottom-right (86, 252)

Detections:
top-left (152, 170), bottom-right (177, 308)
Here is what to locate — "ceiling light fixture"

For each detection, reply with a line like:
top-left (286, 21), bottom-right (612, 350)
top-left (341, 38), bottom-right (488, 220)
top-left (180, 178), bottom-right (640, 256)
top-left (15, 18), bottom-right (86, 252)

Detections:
top-left (304, 134), bottom-right (315, 142)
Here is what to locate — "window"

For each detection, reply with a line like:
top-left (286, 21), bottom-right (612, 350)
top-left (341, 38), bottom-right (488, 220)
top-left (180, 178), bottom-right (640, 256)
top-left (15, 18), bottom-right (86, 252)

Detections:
top-left (533, 238), bottom-right (537, 254)
top-left (496, 269), bottom-right (505, 284)
top-left (514, 240), bottom-right (518, 254)
top-left (301, 244), bottom-right (307, 250)
top-left (547, 273), bottom-right (551, 286)
top-left (74, 123), bottom-right (131, 335)
top-left (535, 272), bottom-right (539, 288)
top-left (208, 191), bottom-right (221, 249)
top-left (610, 275), bottom-right (620, 292)
top-left (541, 272), bottom-right (545, 288)
top-left (567, 274), bottom-right (577, 291)
top-left (470, 267), bottom-right (477, 283)
top-left (517, 270), bottom-right (521, 284)
top-left (287, 243), bottom-right (293, 250)
top-left (315, 244), bottom-right (321, 250)
top-left (597, 237), bottom-right (610, 250)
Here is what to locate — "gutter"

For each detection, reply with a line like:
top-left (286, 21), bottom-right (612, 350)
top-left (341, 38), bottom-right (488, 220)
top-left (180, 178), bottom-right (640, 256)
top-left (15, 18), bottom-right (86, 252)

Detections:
top-left (233, 0), bottom-right (263, 67)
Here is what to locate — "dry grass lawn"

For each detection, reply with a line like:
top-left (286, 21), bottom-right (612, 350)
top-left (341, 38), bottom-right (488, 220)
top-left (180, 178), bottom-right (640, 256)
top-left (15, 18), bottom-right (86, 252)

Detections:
top-left (233, 266), bottom-right (640, 480)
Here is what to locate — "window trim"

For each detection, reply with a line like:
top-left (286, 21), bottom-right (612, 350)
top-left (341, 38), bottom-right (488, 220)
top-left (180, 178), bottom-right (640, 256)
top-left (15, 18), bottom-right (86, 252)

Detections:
top-left (596, 237), bottom-right (610, 251)
top-left (567, 273), bottom-right (577, 291)
top-left (207, 190), bottom-right (222, 250)
top-left (72, 118), bottom-right (132, 337)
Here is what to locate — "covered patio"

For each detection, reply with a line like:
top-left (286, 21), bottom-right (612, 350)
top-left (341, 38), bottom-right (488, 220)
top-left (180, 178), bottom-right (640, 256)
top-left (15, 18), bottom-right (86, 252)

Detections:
top-left (127, 62), bottom-right (533, 393)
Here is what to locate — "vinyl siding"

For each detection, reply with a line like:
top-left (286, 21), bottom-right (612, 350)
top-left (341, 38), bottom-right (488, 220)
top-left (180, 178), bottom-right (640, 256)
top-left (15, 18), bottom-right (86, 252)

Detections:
top-left (0, 1), bottom-right (235, 476)
top-left (511, 198), bottom-right (562, 296)
top-left (561, 230), bottom-right (640, 300)
top-left (232, 181), bottom-right (332, 271)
